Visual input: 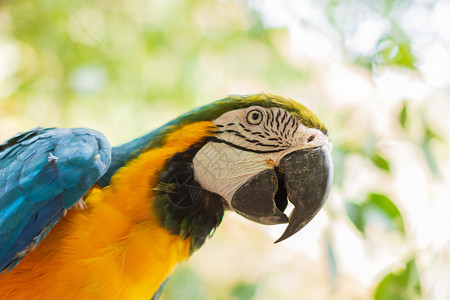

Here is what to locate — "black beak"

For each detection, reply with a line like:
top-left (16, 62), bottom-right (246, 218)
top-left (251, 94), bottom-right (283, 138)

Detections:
top-left (230, 145), bottom-right (333, 243)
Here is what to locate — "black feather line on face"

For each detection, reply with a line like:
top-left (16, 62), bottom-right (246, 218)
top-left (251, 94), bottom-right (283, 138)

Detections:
top-left (153, 140), bottom-right (224, 253)
top-left (281, 115), bottom-right (289, 133)
top-left (280, 110), bottom-right (287, 124)
top-left (219, 127), bottom-right (286, 149)
top-left (210, 137), bottom-right (287, 153)
top-left (269, 110), bottom-right (276, 131)
top-left (265, 110), bottom-right (271, 126)
top-left (275, 110), bottom-right (281, 131)
top-left (215, 108), bottom-right (307, 155)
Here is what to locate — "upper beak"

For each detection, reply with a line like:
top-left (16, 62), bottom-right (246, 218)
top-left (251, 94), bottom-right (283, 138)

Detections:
top-left (230, 145), bottom-right (333, 243)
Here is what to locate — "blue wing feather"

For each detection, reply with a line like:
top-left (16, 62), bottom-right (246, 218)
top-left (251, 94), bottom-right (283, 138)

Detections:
top-left (0, 127), bottom-right (111, 272)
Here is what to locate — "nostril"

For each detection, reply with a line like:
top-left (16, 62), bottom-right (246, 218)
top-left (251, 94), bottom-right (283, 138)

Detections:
top-left (307, 135), bottom-right (315, 143)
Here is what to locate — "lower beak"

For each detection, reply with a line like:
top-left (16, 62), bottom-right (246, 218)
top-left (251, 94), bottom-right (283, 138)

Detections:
top-left (230, 145), bottom-right (333, 243)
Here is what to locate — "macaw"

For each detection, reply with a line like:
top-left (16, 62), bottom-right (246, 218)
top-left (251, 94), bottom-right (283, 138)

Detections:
top-left (0, 94), bottom-right (332, 299)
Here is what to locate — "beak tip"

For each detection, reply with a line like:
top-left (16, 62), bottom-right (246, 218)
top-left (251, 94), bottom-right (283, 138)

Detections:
top-left (273, 237), bottom-right (284, 244)
top-left (273, 145), bottom-right (333, 243)
top-left (273, 219), bottom-right (307, 244)
top-left (274, 226), bottom-right (302, 243)
top-left (231, 145), bottom-right (333, 243)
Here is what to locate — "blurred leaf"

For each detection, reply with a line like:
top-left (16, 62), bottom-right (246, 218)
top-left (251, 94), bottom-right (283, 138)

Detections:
top-left (423, 126), bottom-right (439, 141)
top-left (376, 37), bottom-right (416, 69)
top-left (231, 282), bottom-right (257, 300)
top-left (331, 148), bottom-right (346, 188)
top-left (364, 133), bottom-right (377, 155)
top-left (162, 266), bottom-right (208, 300)
top-left (393, 43), bottom-right (415, 68)
top-left (345, 193), bottom-right (404, 236)
top-left (374, 259), bottom-right (422, 300)
top-left (362, 134), bottom-right (391, 173)
top-left (353, 55), bottom-right (373, 70)
top-left (421, 127), bottom-right (440, 177)
top-left (325, 232), bottom-right (338, 290)
top-left (345, 202), bottom-right (366, 235)
top-left (370, 152), bottom-right (391, 173)
top-left (367, 193), bottom-right (405, 235)
top-left (398, 101), bottom-right (408, 130)
top-left (384, 0), bottom-right (401, 14)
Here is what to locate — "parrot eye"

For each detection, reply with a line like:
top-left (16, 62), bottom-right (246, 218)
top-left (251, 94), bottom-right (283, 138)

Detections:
top-left (246, 110), bottom-right (263, 125)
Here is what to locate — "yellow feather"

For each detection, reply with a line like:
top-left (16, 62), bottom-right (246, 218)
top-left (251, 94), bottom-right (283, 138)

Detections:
top-left (0, 121), bottom-right (216, 299)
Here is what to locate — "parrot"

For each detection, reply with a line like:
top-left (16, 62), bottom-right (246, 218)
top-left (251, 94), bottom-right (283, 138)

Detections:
top-left (0, 93), bottom-right (332, 299)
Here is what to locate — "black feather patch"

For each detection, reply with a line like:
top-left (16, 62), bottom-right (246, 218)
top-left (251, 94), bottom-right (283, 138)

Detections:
top-left (153, 142), bottom-right (224, 252)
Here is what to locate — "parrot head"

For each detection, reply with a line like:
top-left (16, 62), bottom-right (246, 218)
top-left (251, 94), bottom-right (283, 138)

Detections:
top-left (153, 94), bottom-right (332, 249)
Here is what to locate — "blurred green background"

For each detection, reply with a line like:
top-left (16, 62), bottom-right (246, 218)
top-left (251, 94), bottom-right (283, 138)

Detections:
top-left (1, 0), bottom-right (449, 299)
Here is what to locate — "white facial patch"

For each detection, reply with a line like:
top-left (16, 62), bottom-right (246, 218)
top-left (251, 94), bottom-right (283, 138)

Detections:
top-left (192, 142), bottom-right (270, 203)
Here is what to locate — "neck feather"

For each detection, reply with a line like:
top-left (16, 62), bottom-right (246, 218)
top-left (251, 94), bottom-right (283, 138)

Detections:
top-left (153, 143), bottom-right (224, 252)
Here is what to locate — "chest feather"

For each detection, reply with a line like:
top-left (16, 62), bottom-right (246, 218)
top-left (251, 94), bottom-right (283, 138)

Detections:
top-left (0, 122), bottom-right (217, 299)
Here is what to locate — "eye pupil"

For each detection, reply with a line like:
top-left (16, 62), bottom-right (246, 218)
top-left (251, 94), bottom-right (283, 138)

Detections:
top-left (246, 110), bottom-right (263, 125)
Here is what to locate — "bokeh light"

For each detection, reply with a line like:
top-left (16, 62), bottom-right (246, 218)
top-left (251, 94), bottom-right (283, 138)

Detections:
top-left (1, 0), bottom-right (449, 299)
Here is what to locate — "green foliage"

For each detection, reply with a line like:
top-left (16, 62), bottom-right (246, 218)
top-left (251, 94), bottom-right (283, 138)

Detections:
top-left (319, 0), bottom-right (419, 70)
top-left (230, 282), bottom-right (258, 300)
top-left (0, 0), bottom-right (309, 142)
top-left (398, 101), bottom-right (408, 130)
top-left (346, 193), bottom-right (404, 236)
top-left (421, 126), bottom-right (440, 177)
top-left (369, 193), bottom-right (405, 234)
top-left (370, 153), bottom-right (391, 173)
top-left (326, 232), bottom-right (338, 290)
top-left (374, 259), bottom-right (422, 300)
top-left (162, 265), bottom-right (209, 300)
top-left (345, 202), bottom-right (366, 234)
top-left (376, 37), bottom-right (416, 69)
top-left (330, 148), bottom-right (346, 188)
